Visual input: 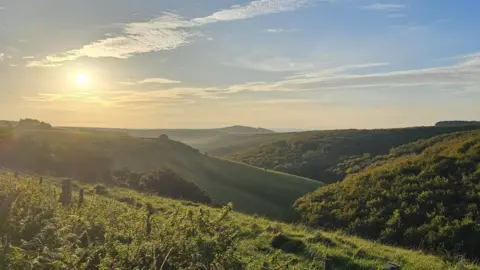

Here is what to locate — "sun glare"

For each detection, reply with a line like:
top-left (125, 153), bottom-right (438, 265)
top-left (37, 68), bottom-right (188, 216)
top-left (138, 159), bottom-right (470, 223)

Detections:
top-left (75, 74), bottom-right (89, 86)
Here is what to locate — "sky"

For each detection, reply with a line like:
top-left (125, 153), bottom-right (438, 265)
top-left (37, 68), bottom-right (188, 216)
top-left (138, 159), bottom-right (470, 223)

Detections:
top-left (0, 0), bottom-right (479, 129)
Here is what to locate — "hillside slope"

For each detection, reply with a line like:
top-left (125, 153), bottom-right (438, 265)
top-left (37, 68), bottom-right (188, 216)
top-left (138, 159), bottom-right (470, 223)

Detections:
top-left (230, 126), bottom-right (480, 183)
top-left (295, 130), bottom-right (480, 260)
top-left (0, 171), bottom-right (477, 270)
top-left (1, 128), bottom-right (321, 220)
top-left (64, 125), bottom-right (280, 157)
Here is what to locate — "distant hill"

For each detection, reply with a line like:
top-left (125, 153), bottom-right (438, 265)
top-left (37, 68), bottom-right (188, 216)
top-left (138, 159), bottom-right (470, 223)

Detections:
top-left (435, 120), bottom-right (480, 127)
top-left (2, 128), bottom-right (321, 220)
top-left (229, 126), bottom-right (480, 183)
top-left (295, 130), bottom-right (480, 260)
top-left (63, 125), bottom-right (277, 156)
top-left (215, 125), bottom-right (274, 134)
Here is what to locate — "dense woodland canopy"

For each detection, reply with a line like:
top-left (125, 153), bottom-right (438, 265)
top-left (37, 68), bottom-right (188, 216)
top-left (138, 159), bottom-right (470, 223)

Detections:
top-left (230, 126), bottom-right (480, 183)
top-left (295, 130), bottom-right (480, 260)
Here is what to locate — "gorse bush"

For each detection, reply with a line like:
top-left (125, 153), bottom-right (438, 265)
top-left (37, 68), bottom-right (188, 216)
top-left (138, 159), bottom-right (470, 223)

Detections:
top-left (295, 130), bottom-right (480, 260)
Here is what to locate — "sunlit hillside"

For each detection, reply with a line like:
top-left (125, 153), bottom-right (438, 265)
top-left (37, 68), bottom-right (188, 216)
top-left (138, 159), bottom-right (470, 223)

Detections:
top-left (0, 171), bottom-right (477, 270)
top-left (296, 130), bottom-right (480, 260)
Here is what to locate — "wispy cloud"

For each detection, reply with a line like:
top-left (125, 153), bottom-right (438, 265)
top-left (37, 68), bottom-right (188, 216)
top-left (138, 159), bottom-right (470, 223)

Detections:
top-left (193, 0), bottom-right (310, 24)
top-left (22, 56), bottom-right (35, 59)
top-left (220, 55), bottom-right (480, 93)
top-left (0, 53), bottom-right (5, 61)
top-left (261, 55), bottom-right (480, 91)
top-left (253, 99), bottom-right (316, 104)
top-left (228, 56), bottom-right (314, 72)
top-left (24, 54), bottom-right (480, 111)
top-left (23, 88), bottom-right (201, 108)
top-left (119, 77), bottom-right (182, 85)
top-left (363, 3), bottom-right (405, 11)
top-left (265, 28), bottom-right (298, 33)
top-left (29, 0), bottom-right (316, 67)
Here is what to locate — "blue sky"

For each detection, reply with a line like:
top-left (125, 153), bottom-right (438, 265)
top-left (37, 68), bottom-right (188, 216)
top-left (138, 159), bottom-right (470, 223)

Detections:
top-left (0, 0), bottom-right (479, 129)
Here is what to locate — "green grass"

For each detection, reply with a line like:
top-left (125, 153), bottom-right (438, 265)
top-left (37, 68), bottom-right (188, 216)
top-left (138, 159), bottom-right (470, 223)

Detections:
top-left (12, 128), bottom-right (322, 220)
top-left (1, 171), bottom-right (478, 269)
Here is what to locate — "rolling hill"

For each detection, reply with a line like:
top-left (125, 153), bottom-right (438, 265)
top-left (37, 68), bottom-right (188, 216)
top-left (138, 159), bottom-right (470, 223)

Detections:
top-left (63, 125), bottom-right (282, 157)
top-left (295, 130), bottom-right (480, 260)
top-left (1, 171), bottom-right (477, 269)
top-left (229, 126), bottom-right (480, 184)
top-left (1, 127), bottom-right (321, 220)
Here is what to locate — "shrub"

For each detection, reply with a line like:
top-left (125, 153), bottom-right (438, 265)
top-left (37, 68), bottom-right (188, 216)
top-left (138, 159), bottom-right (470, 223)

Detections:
top-left (94, 184), bottom-right (109, 195)
top-left (270, 233), bottom-right (306, 254)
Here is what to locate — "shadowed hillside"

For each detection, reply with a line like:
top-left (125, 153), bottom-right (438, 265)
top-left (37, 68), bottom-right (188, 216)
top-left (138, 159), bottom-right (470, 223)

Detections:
top-left (63, 125), bottom-right (282, 157)
top-left (0, 127), bottom-right (320, 220)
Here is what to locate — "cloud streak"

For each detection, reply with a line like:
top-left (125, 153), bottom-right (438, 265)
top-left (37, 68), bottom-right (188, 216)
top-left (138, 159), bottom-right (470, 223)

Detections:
top-left (23, 53), bottom-right (480, 110)
top-left (253, 55), bottom-right (480, 92)
top-left (228, 56), bottom-right (315, 72)
top-left (119, 77), bottom-right (182, 85)
top-left (29, 0), bottom-right (315, 67)
top-left (265, 28), bottom-right (298, 33)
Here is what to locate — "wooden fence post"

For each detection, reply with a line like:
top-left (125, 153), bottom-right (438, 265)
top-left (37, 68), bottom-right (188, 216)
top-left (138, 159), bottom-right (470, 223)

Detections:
top-left (60, 178), bottom-right (72, 206)
top-left (145, 203), bottom-right (154, 236)
top-left (1, 235), bottom-right (10, 269)
top-left (324, 256), bottom-right (333, 270)
top-left (78, 188), bottom-right (84, 207)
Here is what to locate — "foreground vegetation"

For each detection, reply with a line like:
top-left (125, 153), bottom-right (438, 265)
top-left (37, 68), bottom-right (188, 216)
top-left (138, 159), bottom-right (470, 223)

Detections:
top-left (296, 130), bottom-right (480, 260)
top-left (0, 124), bottom-right (321, 220)
top-left (230, 126), bottom-right (480, 183)
top-left (0, 171), bottom-right (478, 270)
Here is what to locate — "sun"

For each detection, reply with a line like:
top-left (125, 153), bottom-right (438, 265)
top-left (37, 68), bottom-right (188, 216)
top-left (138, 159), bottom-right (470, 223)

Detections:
top-left (75, 74), bottom-right (90, 86)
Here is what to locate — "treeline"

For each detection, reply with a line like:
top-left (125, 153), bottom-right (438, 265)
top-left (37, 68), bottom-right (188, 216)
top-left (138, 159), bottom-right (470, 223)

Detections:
top-left (295, 130), bottom-right (480, 260)
top-left (0, 124), bottom-right (211, 204)
top-left (230, 126), bottom-right (480, 183)
top-left (112, 168), bottom-right (212, 204)
top-left (436, 121), bottom-right (480, 127)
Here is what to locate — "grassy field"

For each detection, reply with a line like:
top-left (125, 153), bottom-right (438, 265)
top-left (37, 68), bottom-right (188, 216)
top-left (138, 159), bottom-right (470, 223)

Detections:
top-left (0, 171), bottom-right (478, 269)
top-left (11, 128), bottom-right (322, 220)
